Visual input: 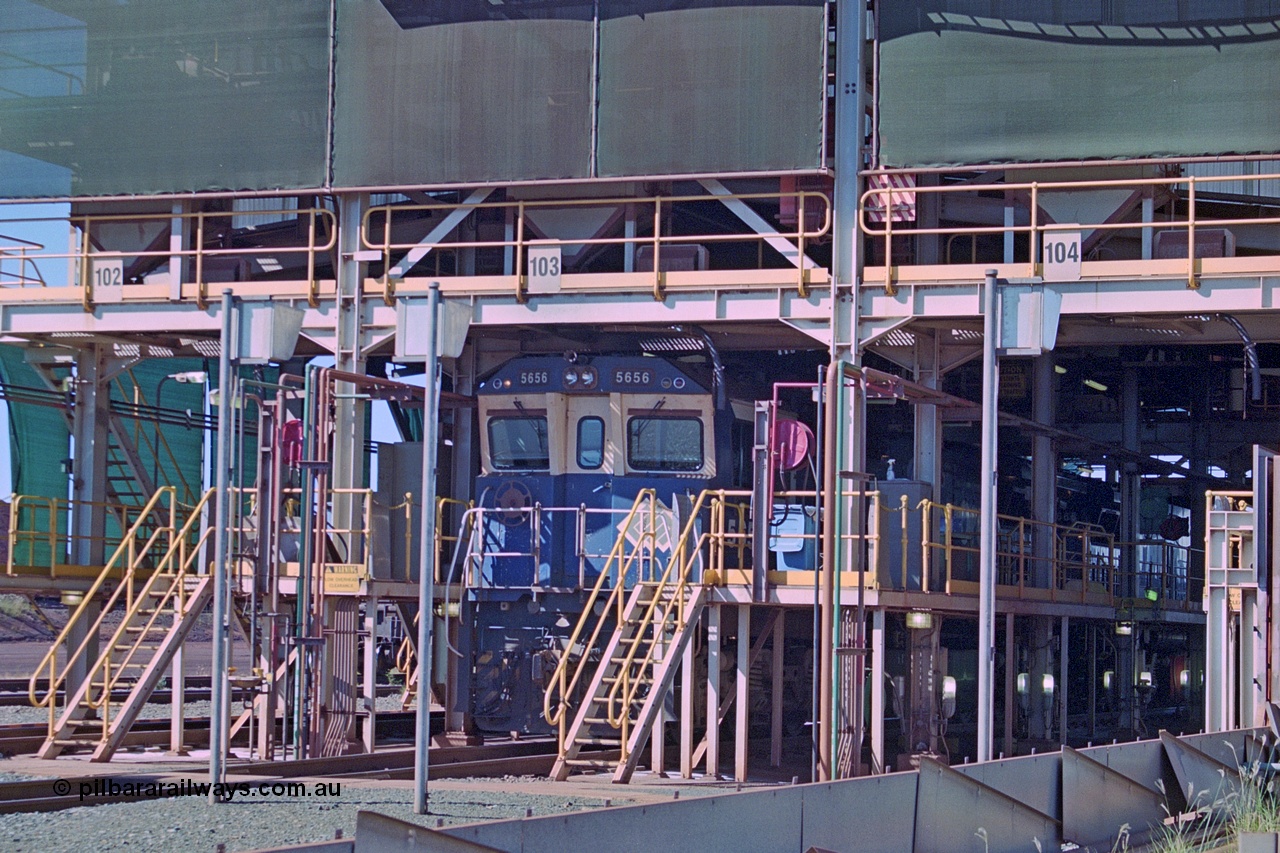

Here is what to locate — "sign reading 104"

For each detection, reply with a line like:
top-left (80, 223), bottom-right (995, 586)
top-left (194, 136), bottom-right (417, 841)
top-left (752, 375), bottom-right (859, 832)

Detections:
top-left (1042, 230), bottom-right (1081, 282)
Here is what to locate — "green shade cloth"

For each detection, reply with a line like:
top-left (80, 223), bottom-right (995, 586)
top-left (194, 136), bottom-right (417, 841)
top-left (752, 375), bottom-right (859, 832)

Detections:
top-left (0, 0), bottom-right (329, 197)
top-left (2, 1), bottom-right (827, 197)
top-left (596, 4), bottom-right (825, 176)
top-left (333, 3), bottom-right (594, 185)
top-left (0, 344), bottom-right (68, 565)
top-left (879, 2), bottom-right (1280, 167)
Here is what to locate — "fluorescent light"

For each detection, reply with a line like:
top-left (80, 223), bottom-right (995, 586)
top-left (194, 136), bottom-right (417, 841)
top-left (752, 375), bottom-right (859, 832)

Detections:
top-left (906, 611), bottom-right (932, 630)
top-left (1054, 365), bottom-right (1067, 374)
top-left (1084, 379), bottom-right (1109, 392)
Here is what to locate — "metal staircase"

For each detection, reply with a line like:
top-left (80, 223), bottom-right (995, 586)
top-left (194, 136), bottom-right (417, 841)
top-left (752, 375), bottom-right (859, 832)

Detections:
top-left (545, 489), bottom-right (711, 783)
top-left (29, 486), bottom-right (215, 761)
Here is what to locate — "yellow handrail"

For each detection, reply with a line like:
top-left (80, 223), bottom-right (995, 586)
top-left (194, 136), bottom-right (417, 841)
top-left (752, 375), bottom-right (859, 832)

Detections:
top-left (84, 489), bottom-right (215, 723)
top-left (542, 489), bottom-right (657, 754)
top-left (860, 168), bottom-right (1280, 291)
top-left (363, 190), bottom-right (833, 303)
top-left (603, 489), bottom-right (732, 731)
top-left (28, 487), bottom-right (177, 720)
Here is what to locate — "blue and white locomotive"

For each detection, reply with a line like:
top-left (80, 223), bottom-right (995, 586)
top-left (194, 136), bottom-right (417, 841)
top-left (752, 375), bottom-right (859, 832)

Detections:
top-left (458, 351), bottom-right (736, 734)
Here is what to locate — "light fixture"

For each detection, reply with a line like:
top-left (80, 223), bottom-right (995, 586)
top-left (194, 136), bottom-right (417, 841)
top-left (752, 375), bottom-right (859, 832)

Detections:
top-left (1042, 674), bottom-right (1055, 696)
top-left (1084, 379), bottom-right (1109, 392)
top-left (941, 676), bottom-right (957, 719)
top-left (1144, 588), bottom-right (1159, 601)
top-left (1103, 670), bottom-right (1114, 691)
top-left (1115, 621), bottom-right (1133, 636)
top-left (906, 611), bottom-right (932, 630)
top-left (1016, 673), bottom-right (1030, 695)
top-left (1138, 671), bottom-right (1153, 688)
top-left (1054, 365), bottom-right (1067, 374)
top-left (169, 370), bottom-right (207, 384)
top-left (1179, 670), bottom-right (1190, 689)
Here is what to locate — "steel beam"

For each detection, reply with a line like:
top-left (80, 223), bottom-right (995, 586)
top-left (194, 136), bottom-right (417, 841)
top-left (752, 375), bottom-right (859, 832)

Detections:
top-left (387, 189), bottom-right (493, 279)
top-left (699, 179), bottom-right (818, 270)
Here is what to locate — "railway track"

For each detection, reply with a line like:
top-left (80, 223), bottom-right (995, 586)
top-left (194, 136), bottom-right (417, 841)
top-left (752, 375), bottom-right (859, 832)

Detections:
top-left (0, 735), bottom-right (575, 815)
top-left (0, 718), bottom-right (212, 756)
top-left (0, 677), bottom-right (401, 707)
top-left (0, 711), bottom-right (420, 757)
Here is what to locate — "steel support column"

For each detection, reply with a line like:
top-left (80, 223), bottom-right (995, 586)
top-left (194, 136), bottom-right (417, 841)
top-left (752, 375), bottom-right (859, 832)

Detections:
top-left (363, 591), bottom-right (379, 754)
top-left (706, 603), bottom-right (721, 779)
top-left (977, 270), bottom-right (999, 762)
top-left (771, 610), bottom-right (784, 768)
top-left (209, 289), bottom-right (235, 800)
top-left (681, 628), bottom-right (695, 779)
top-left (333, 193), bottom-right (369, 546)
top-left (1031, 354), bottom-right (1056, 587)
top-left (414, 284), bottom-right (442, 815)
top-left (1059, 616), bottom-right (1069, 744)
top-left (735, 604), bottom-right (750, 782)
top-left (1003, 612), bottom-right (1014, 757)
top-left (870, 608), bottom-right (885, 773)
top-left (66, 345), bottom-right (110, 695)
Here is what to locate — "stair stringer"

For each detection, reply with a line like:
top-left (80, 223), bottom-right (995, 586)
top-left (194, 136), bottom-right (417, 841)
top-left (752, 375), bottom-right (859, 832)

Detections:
top-left (89, 576), bottom-right (214, 761)
top-left (612, 585), bottom-right (708, 783)
top-left (550, 582), bottom-right (651, 780)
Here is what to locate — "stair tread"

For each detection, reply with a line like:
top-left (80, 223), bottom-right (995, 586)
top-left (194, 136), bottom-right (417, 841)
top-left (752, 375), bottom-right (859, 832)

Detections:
top-left (564, 759), bottom-right (617, 768)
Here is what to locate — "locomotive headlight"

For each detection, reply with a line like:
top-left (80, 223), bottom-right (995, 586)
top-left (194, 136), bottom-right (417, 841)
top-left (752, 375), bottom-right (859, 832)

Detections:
top-left (580, 367), bottom-right (598, 389)
top-left (564, 368), bottom-right (579, 387)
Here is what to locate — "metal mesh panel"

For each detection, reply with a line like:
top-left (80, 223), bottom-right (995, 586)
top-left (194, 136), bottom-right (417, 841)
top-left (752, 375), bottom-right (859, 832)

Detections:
top-left (879, 2), bottom-right (1280, 167)
top-left (333, 1), bottom-right (594, 185)
top-left (596, 4), bottom-right (825, 176)
top-left (0, 0), bottom-right (329, 198)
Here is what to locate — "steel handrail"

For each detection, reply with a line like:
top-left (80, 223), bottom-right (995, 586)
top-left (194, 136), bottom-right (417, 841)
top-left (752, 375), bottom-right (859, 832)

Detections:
top-left (542, 490), bottom-right (656, 754)
top-left (0, 206), bottom-right (337, 308)
top-left (920, 499), bottom-right (1119, 603)
top-left (860, 169), bottom-right (1280, 292)
top-left (363, 190), bottom-right (832, 303)
top-left (27, 487), bottom-right (176, 725)
top-left (603, 489), bottom-right (740, 731)
top-left (86, 490), bottom-right (214, 731)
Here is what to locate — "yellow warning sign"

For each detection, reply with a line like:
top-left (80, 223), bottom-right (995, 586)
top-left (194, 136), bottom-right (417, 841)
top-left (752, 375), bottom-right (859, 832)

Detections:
top-left (324, 563), bottom-right (365, 594)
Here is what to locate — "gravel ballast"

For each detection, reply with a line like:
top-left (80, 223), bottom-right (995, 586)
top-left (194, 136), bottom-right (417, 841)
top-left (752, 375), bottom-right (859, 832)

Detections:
top-left (1, 777), bottom-right (635, 853)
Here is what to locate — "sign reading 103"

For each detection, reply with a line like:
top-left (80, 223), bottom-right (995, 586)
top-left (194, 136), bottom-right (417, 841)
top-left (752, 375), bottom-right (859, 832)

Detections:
top-left (526, 245), bottom-right (562, 294)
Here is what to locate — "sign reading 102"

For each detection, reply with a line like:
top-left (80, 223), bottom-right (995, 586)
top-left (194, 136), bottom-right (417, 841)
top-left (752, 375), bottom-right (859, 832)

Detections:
top-left (92, 258), bottom-right (125, 303)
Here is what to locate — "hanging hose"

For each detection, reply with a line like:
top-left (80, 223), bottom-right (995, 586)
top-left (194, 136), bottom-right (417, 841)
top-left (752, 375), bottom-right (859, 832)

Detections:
top-left (1219, 314), bottom-right (1261, 402)
top-left (672, 324), bottom-right (726, 410)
